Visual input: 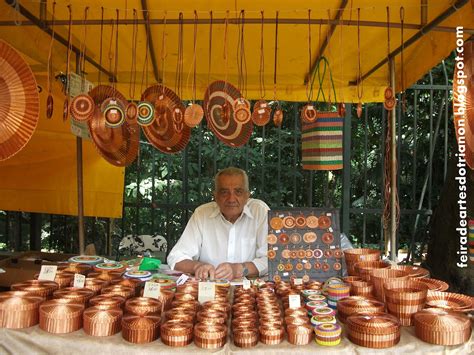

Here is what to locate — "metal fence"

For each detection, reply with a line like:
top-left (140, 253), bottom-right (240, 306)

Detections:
top-left (0, 61), bottom-right (454, 262)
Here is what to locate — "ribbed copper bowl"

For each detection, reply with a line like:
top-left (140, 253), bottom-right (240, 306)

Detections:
top-left (369, 269), bottom-right (409, 302)
top-left (354, 260), bottom-right (391, 281)
top-left (0, 291), bottom-right (43, 328)
top-left (416, 278), bottom-right (449, 296)
top-left (125, 297), bottom-right (162, 316)
top-left (121, 314), bottom-right (161, 343)
top-left (39, 298), bottom-right (84, 334)
top-left (161, 319), bottom-right (194, 347)
top-left (344, 248), bottom-right (381, 276)
top-left (83, 306), bottom-right (123, 336)
top-left (11, 280), bottom-right (59, 300)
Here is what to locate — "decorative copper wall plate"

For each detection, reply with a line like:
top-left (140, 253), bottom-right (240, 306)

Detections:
top-left (267, 234), bottom-right (277, 244)
top-left (283, 216), bottom-right (296, 229)
top-left (71, 94), bottom-right (94, 122)
top-left (322, 233), bottom-right (334, 244)
top-left (306, 216), bottom-right (319, 228)
top-left (270, 217), bottom-right (283, 230)
top-left (318, 216), bottom-right (332, 229)
top-left (102, 98), bottom-right (126, 128)
top-left (290, 233), bottom-right (301, 244)
top-left (184, 103), bottom-right (204, 127)
top-left (251, 100), bottom-right (271, 126)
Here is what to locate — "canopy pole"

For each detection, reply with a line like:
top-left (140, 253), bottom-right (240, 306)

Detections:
top-left (75, 52), bottom-right (85, 255)
top-left (389, 58), bottom-right (397, 262)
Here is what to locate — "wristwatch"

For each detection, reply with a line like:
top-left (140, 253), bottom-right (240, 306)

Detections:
top-left (241, 263), bottom-right (249, 277)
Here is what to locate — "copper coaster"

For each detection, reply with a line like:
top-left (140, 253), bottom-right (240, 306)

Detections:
top-left (279, 234), bottom-right (289, 244)
top-left (303, 232), bottom-right (317, 243)
top-left (322, 233), bottom-right (334, 244)
top-left (318, 216), bottom-right (332, 229)
top-left (283, 216), bottom-right (296, 229)
top-left (306, 216), bottom-right (319, 229)
top-left (267, 234), bottom-right (277, 244)
top-left (270, 217), bottom-right (284, 230)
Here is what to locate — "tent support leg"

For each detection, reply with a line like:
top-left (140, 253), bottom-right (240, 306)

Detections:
top-left (389, 58), bottom-right (398, 261)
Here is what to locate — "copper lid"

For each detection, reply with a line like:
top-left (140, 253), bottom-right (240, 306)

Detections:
top-left (88, 271), bottom-right (123, 282)
top-left (337, 296), bottom-right (385, 323)
top-left (39, 299), bottom-right (84, 334)
top-left (287, 324), bottom-right (314, 345)
top-left (101, 285), bottom-right (135, 299)
top-left (83, 306), bottom-right (123, 336)
top-left (121, 314), bottom-right (161, 343)
top-left (11, 280), bottom-right (59, 300)
top-left (89, 294), bottom-right (126, 310)
top-left (202, 300), bottom-right (231, 315)
top-left (125, 297), bottom-right (162, 316)
top-left (285, 315), bottom-right (310, 326)
top-left (346, 312), bottom-right (400, 334)
top-left (390, 265), bottom-right (430, 278)
top-left (53, 287), bottom-right (95, 306)
top-left (416, 278), bottom-right (449, 294)
top-left (0, 291), bottom-right (43, 328)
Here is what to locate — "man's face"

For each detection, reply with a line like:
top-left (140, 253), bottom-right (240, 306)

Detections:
top-left (214, 174), bottom-right (250, 223)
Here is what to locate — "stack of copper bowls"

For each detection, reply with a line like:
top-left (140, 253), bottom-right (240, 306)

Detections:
top-left (11, 280), bottom-right (58, 300)
top-left (122, 314), bottom-right (161, 343)
top-left (314, 323), bottom-right (342, 346)
top-left (161, 319), bottom-right (194, 347)
top-left (369, 269), bottom-right (408, 302)
top-left (83, 306), bottom-right (123, 336)
top-left (354, 260), bottom-right (391, 281)
top-left (193, 297), bottom-right (229, 349)
top-left (232, 286), bottom-right (259, 348)
top-left (125, 297), bottom-right (162, 316)
top-left (53, 287), bottom-right (95, 307)
top-left (413, 308), bottom-right (472, 345)
top-left (350, 280), bottom-right (374, 298)
top-left (343, 248), bottom-right (381, 276)
top-left (101, 285), bottom-right (135, 300)
top-left (346, 312), bottom-right (401, 348)
top-left (35, 271), bottom-right (75, 289)
top-left (39, 298), bottom-right (84, 334)
top-left (0, 291), bottom-right (43, 328)
top-left (89, 294), bottom-right (125, 310)
top-left (383, 279), bottom-right (428, 326)
top-left (336, 296), bottom-right (385, 323)
top-left (257, 287), bottom-right (284, 345)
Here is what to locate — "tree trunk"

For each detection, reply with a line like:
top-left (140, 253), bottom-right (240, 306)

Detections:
top-left (425, 156), bottom-right (474, 296)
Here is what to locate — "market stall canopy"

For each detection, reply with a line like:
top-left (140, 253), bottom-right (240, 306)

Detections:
top-left (0, 0), bottom-right (473, 103)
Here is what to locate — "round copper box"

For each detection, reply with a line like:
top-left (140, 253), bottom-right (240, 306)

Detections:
top-left (39, 298), bottom-right (84, 334)
top-left (194, 323), bottom-right (227, 349)
top-left (101, 285), bottom-right (135, 300)
top-left (346, 312), bottom-right (400, 349)
top-left (125, 297), bottom-right (162, 316)
top-left (161, 320), bottom-right (194, 347)
top-left (89, 294), bottom-right (126, 310)
top-left (11, 280), bottom-right (58, 300)
top-left (121, 314), bottom-right (161, 343)
top-left (0, 291), bottom-right (43, 328)
top-left (53, 287), bottom-right (95, 306)
top-left (83, 306), bottom-right (123, 336)
top-left (233, 327), bottom-right (259, 348)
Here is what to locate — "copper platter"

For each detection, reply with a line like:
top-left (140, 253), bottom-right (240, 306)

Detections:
top-left (301, 104), bottom-right (317, 123)
top-left (140, 85), bottom-right (191, 153)
top-left (203, 81), bottom-right (253, 147)
top-left (0, 40), bottom-right (40, 161)
top-left (87, 85), bottom-right (139, 167)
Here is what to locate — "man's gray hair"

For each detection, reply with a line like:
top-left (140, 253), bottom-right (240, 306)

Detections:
top-left (214, 167), bottom-right (249, 192)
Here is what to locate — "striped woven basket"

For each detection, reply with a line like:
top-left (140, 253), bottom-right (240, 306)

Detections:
top-left (301, 112), bottom-right (343, 170)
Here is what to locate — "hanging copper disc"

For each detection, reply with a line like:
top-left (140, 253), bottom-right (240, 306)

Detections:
top-left (46, 95), bottom-right (54, 119)
top-left (101, 98), bottom-right (125, 128)
top-left (233, 97), bottom-right (251, 110)
top-left (234, 106), bottom-right (251, 124)
top-left (125, 102), bottom-right (138, 121)
top-left (273, 109), bottom-right (283, 127)
top-left (184, 103), bottom-right (204, 127)
top-left (301, 104), bottom-right (317, 123)
top-left (70, 93), bottom-right (95, 122)
top-left (137, 101), bottom-right (155, 126)
top-left (384, 87), bottom-right (394, 100)
top-left (384, 97), bottom-right (396, 111)
top-left (252, 100), bottom-right (271, 126)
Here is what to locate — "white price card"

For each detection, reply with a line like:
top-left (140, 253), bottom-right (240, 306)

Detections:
top-left (73, 274), bottom-right (86, 288)
top-left (289, 294), bottom-right (301, 309)
top-left (243, 278), bottom-right (251, 290)
top-left (38, 265), bottom-right (57, 281)
top-left (176, 274), bottom-right (189, 286)
top-left (293, 278), bottom-right (303, 285)
top-left (198, 281), bottom-right (216, 303)
top-left (143, 282), bottom-right (161, 299)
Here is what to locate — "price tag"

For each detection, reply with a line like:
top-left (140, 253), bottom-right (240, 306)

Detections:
top-left (307, 105), bottom-right (314, 110)
top-left (176, 274), bottom-right (189, 286)
top-left (198, 281), bottom-right (216, 303)
top-left (302, 259), bottom-right (307, 264)
top-left (258, 108), bottom-right (266, 114)
top-left (329, 227), bottom-right (333, 232)
top-left (273, 247), bottom-right (278, 251)
top-left (73, 274), bottom-right (86, 288)
top-left (243, 278), bottom-right (251, 290)
top-left (289, 294), bottom-right (301, 309)
top-left (327, 213), bottom-right (332, 216)
top-left (330, 245), bottom-right (336, 249)
top-left (293, 278), bottom-right (303, 285)
top-left (143, 282), bottom-right (161, 299)
top-left (283, 272), bottom-right (289, 276)
top-left (38, 265), bottom-right (57, 281)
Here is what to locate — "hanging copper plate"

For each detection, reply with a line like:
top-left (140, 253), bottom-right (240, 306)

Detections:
top-left (283, 216), bottom-right (296, 229)
top-left (70, 93), bottom-right (95, 122)
top-left (384, 87), bottom-right (394, 100)
top-left (0, 40), bottom-right (40, 161)
top-left (270, 217), bottom-right (284, 230)
top-left (203, 81), bottom-right (253, 147)
top-left (141, 85), bottom-right (191, 153)
top-left (318, 216), bottom-right (332, 229)
top-left (384, 97), bottom-right (396, 111)
top-left (101, 98), bottom-right (126, 128)
top-left (301, 104), bottom-right (317, 123)
top-left (306, 216), bottom-right (319, 229)
top-left (267, 234), bottom-right (278, 244)
top-left (137, 101), bottom-right (155, 126)
top-left (322, 233), bottom-right (334, 244)
top-left (273, 109), bottom-right (283, 127)
top-left (234, 106), bottom-right (251, 124)
top-left (252, 100), bottom-right (271, 126)
top-left (279, 233), bottom-right (289, 244)
top-left (87, 85), bottom-right (139, 167)
top-left (267, 250), bottom-right (276, 259)
top-left (184, 103), bottom-right (204, 127)
top-left (303, 232), bottom-right (317, 243)
top-left (233, 97), bottom-right (250, 110)
top-left (125, 102), bottom-right (138, 121)
top-left (290, 233), bottom-right (301, 244)
top-left (46, 95), bottom-right (54, 119)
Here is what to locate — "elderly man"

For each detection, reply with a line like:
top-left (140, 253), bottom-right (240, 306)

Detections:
top-left (167, 167), bottom-right (269, 280)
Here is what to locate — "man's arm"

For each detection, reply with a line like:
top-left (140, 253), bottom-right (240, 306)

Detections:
top-left (167, 212), bottom-right (202, 271)
top-left (215, 261), bottom-right (259, 280)
top-left (174, 259), bottom-right (216, 279)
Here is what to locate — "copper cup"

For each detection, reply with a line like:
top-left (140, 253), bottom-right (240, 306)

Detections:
top-left (83, 306), bottom-right (123, 336)
top-left (125, 297), bottom-right (162, 316)
top-left (89, 294), bottom-right (126, 310)
top-left (161, 320), bottom-right (194, 347)
top-left (0, 291), bottom-right (43, 328)
top-left (121, 314), bottom-right (161, 343)
top-left (39, 299), bottom-right (84, 334)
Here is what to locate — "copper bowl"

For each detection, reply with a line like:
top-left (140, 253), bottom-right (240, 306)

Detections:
top-left (35, 271), bottom-right (75, 289)
top-left (194, 323), bottom-right (227, 349)
top-left (354, 260), bottom-right (391, 281)
top-left (101, 285), bottom-right (135, 299)
top-left (89, 294), bottom-right (126, 310)
top-left (121, 314), bottom-right (161, 343)
top-left (125, 297), bottom-right (162, 316)
top-left (350, 280), bottom-right (375, 298)
top-left (11, 280), bottom-right (59, 300)
top-left (83, 306), bottom-right (123, 336)
top-left (344, 248), bottom-right (381, 276)
top-left (369, 269), bottom-right (409, 302)
top-left (39, 298), bottom-right (84, 334)
top-left (337, 296), bottom-right (385, 323)
top-left (346, 312), bottom-right (400, 348)
top-left (53, 287), bottom-right (95, 306)
top-left (161, 319), bottom-right (194, 347)
top-left (0, 291), bottom-right (43, 328)
top-left (416, 278), bottom-right (449, 296)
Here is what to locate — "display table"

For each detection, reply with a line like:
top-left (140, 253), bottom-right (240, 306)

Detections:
top-left (0, 324), bottom-right (472, 355)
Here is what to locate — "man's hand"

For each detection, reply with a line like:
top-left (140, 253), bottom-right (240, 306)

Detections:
top-left (215, 262), bottom-right (242, 280)
top-left (193, 263), bottom-right (216, 279)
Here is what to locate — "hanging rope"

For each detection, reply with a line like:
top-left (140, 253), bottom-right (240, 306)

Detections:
top-left (98, 7), bottom-right (104, 86)
top-left (273, 10), bottom-right (279, 101)
top-left (306, 9), bottom-right (312, 103)
top-left (207, 11), bottom-right (213, 86)
top-left (400, 6), bottom-right (406, 112)
top-left (129, 9), bottom-right (138, 99)
top-left (46, 1), bottom-right (56, 96)
top-left (259, 10), bottom-right (265, 99)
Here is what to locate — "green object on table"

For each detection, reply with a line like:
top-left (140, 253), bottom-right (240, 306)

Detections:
top-left (138, 257), bottom-right (161, 271)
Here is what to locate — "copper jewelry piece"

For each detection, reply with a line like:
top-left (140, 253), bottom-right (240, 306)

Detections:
top-left (125, 102), bottom-right (138, 121)
top-left (83, 306), bottom-right (123, 336)
top-left (53, 287), bottom-right (95, 306)
top-left (194, 323), bottom-right (227, 349)
top-left (125, 297), bottom-right (162, 316)
top-left (290, 233), bottom-right (301, 244)
top-left (343, 248), bottom-right (382, 276)
top-left (322, 233), bottom-right (334, 244)
top-left (279, 233), bottom-right (289, 244)
top-left (336, 296), bottom-right (385, 323)
top-left (267, 250), bottom-right (276, 259)
top-left (121, 314), bottom-right (161, 343)
top-left (295, 216), bottom-right (306, 228)
top-left (305, 249), bottom-right (313, 259)
top-left (89, 294), bottom-right (125, 310)
top-left (0, 291), bottom-right (43, 328)
top-left (346, 312), bottom-right (400, 349)
top-left (413, 308), bottom-right (471, 346)
top-left (313, 249), bottom-right (323, 259)
top-left (322, 262), bottom-right (330, 272)
top-left (334, 249), bottom-right (343, 258)
top-left (161, 320), bottom-right (194, 347)
top-left (333, 262), bottom-right (342, 271)
top-left (39, 298), bottom-right (84, 334)
top-left (324, 249), bottom-right (333, 258)
top-left (11, 280), bottom-right (59, 300)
